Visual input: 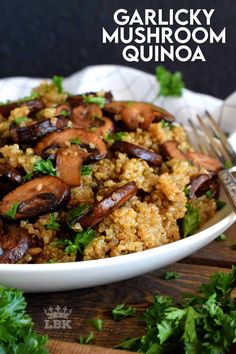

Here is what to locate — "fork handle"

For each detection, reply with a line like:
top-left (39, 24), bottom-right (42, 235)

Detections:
top-left (218, 168), bottom-right (236, 214)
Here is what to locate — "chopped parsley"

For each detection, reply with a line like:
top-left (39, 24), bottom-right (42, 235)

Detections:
top-left (105, 132), bottom-right (125, 142)
top-left (14, 116), bottom-right (30, 125)
top-left (33, 159), bottom-right (56, 176)
top-left (184, 185), bottom-right (190, 197)
top-left (85, 319), bottom-right (104, 332)
top-left (160, 119), bottom-right (171, 128)
top-left (205, 190), bottom-right (214, 198)
top-left (66, 205), bottom-right (90, 228)
top-left (79, 332), bottom-right (94, 345)
top-left (182, 204), bottom-right (200, 238)
top-left (216, 199), bottom-right (226, 210)
top-left (70, 138), bottom-right (81, 145)
top-left (52, 75), bottom-right (63, 93)
top-left (112, 304), bottom-right (136, 321)
top-left (156, 65), bottom-right (184, 97)
top-left (163, 271), bottom-right (180, 280)
top-left (0, 285), bottom-right (48, 353)
top-left (59, 109), bottom-right (69, 117)
top-left (45, 213), bottom-right (60, 231)
top-left (81, 165), bottom-right (92, 176)
top-left (19, 91), bottom-right (40, 102)
top-left (22, 172), bottom-right (33, 182)
top-left (64, 229), bottom-right (96, 255)
top-left (116, 266), bottom-right (236, 354)
top-left (4, 202), bottom-right (20, 219)
top-left (82, 94), bottom-right (106, 108)
top-left (224, 160), bottom-right (233, 169)
top-left (216, 233), bottom-right (227, 241)
top-left (47, 259), bottom-right (58, 263)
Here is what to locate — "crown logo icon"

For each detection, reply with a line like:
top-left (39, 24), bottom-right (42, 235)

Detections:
top-left (44, 305), bottom-right (72, 320)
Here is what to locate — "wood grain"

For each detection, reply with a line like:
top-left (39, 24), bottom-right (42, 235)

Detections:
top-left (25, 223), bottom-right (236, 352)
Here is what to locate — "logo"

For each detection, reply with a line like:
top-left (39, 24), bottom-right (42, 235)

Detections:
top-left (44, 305), bottom-right (72, 329)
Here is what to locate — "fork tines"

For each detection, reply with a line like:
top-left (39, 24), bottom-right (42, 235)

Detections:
top-left (188, 111), bottom-right (236, 166)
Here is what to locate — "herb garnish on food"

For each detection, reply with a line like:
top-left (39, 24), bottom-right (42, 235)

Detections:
top-left (45, 213), bottom-right (60, 231)
top-left (4, 202), bottom-right (20, 219)
top-left (216, 200), bottom-right (226, 210)
top-left (14, 116), bottom-right (30, 125)
top-left (112, 304), bottom-right (136, 321)
top-left (56, 229), bottom-right (96, 255)
top-left (33, 159), bottom-right (56, 176)
top-left (116, 266), bottom-right (236, 354)
top-left (52, 75), bottom-right (63, 93)
top-left (182, 204), bottom-right (200, 237)
top-left (0, 285), bottom-right (48, 353)
top-left (82, 94), bottom-right (106, 108)
top-left (70, 138), bottom-right (81, 145)
top-left (81, 165), bottom-right (92, 176)
top-left (156, 65), bottom-right (184, 97)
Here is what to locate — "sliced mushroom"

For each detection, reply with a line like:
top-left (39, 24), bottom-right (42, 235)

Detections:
top-left (34, 128), bottom-right (107, 162)
top-left (160, 141), bottom-right (186, 160)
top-left (55, 103), bottom-right (71, 117)
top-left (189, 174), bottom-right (219, 199)
top-left (67, 91), bottom-right (113, 107)
top-left (10, 116), bottom-right (68, 143)
top-left (0, 99), bottom-right (44, 117)
top-left (103, 101), bottom-right (175, 130)
top-left (56, 146), bottom-right (87, 187)
top-left (0, 225), bottom-right (32, 263)
top-left (0, 163), bottom-right (22, 184)
top-left (186, 152), bottom-right (222, 173)
top-left (188, 174), bottom-right (212, 198)
top-left (111, 141), bottom-right (162, 166)
top-left (78, 181), bottom-right (138, 229)
top-left (0, 176), bottom-right (71, 219)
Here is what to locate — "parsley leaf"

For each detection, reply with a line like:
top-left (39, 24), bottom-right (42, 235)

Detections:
top-left (205, 190), bottom-right (213, 198)
top-left (22, 172), bottom-right (33, 182)
top-left (182, 204), bottom-right (200, 237)
top-left (105, 132), bottom-right (125, 142)
top-left (116, 266), bottom-right (236, 354)
top-left (70, 138), bottom-right (81, 145)
top-left (82, 94), bottom-right (106, 108)
top-left (66, 205), bottom-right (90, 228)
top-left (161, 119), bottom-right (171, 128)
top-left (79, 332), bottom-right (94, 345)
top-left (14, 116), bottom-right (30, 125)
top-left (224, 160), bottom-right (233, 169)
top-left (163, 271), bottom-right (180, 280)
top-left (33, 159), bottom-right (56, 176)
top-left (60, 109), bottom-right (69, 117)
top-left (216, 233), bottom-right (227, 241)
top-left (112, 304), bottom-right (136, 321)
top-left (85, 319), bottom-right (104, 332)
top-left (0, 285), bottom-right (48, 353)
top-left (81, 165), bottom-right (92, 176)
top-left (45, 213), bottom-right (60, 231)
top-left (156, 65), bottom-right (184, 97)
top-left (52, 75), bottom-right (63, 93)
top-left (4, 202), bottom-right (20, 219)
top-left (216, 200), bottom-right (226, 210)
top-left (57, 229), bottom-right (96, 255)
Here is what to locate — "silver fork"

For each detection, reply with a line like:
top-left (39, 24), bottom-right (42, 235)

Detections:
top-left (188, 111), bottom-right (236, 214)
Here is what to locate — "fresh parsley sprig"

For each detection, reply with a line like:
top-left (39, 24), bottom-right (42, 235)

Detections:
top-left (112, 304), bottom-right (136, 321)
top-left (156, 65), bottom-right (184, 97)
top-left (45, 213), bottom-right (60, 231)
top-left (82, 94), bottom-right (106, 108)
top-left (52, 75), bottom-right (63, 93)
top-left (182, 204), bottom-right (200, 237)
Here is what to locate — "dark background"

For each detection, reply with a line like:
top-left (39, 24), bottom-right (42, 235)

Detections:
top-left (0, 0), bottom-right (235, 99)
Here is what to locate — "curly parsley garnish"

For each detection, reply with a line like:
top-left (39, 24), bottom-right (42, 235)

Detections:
top-left (82, 94), bottom-right (106, 108)
top-left (156, 65), bottom-right (184, 97)
top-left (112, 304), bottom-right (136, 321)
top-left (116, 266), bottom-right (236, 354)
top-left (182, 204), bottom-right (200, 237)
top-left (33, 159), bottom-right (56, 176)
top-left (52, 75), bottom-right (63, 93)
top-left (0, 285), bottom-right (48, 353)
top-left (45, 213), bottom-right (60, 231)
top-left (4, 202), bottom-right (20, 219)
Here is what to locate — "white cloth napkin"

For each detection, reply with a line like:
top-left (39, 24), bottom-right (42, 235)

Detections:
top-left (0, 65), bottom-right (235, 148)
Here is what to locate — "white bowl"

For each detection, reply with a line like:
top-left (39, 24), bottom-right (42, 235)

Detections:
top-left (0, 188), bottom-right (235, 292)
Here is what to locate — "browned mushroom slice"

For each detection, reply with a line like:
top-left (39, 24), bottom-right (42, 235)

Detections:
top-left (103, 101), bottom-right (175, 130)
top-left (160, 141), bottom-right (186, 160)
top-left (0, 99), bottom-right (44, 117)
top-left (111, 141), bottom-right (162, 166)
top-left (0, 176), bottom-right (71, 220)
top-left (56, 146), bottom-right (87, 187)
top-left (10, 116), bottom-right (68, 143)
top-left (71, 104), bottom-right (114, 137)
top-left (34, 128), bottom-right (107, 161)
top-left (187, 152), bottom-right (222, 173)
top-left (188, 174), bottom-right (219, 199)
top-left (78, 181), bottom-right (138, 229)
top-left (67, 91), bottom-right (113, 107)
top-left (0, 163), bottom-right (22, 184)
top-left (0, 225), bottom-right (32, 263)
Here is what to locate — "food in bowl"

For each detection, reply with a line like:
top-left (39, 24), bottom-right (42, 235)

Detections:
top-left (0, 77), bottom-right (223, 264)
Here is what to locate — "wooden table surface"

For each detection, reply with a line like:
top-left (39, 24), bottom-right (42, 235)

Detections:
top-left (26, 223), bottom-right (236, 353)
